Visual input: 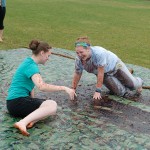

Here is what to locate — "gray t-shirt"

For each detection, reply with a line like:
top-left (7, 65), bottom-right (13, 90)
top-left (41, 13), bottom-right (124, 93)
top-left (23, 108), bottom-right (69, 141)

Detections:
top-left (75, 46), bottom-right (119, 75)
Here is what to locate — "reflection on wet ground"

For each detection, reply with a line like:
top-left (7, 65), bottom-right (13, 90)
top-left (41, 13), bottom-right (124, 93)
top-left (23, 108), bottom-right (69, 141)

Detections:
top-left (0, 48), bottom-right (150, 149)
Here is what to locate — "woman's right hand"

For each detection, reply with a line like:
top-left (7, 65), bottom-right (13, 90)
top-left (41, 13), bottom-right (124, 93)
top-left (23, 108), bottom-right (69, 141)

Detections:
top-left (64, 87), bottom-right (76, 100)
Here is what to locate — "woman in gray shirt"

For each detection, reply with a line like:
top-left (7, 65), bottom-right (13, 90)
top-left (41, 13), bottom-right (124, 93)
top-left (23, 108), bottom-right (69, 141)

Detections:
top-left (71, 36), bottom-right (143, 100)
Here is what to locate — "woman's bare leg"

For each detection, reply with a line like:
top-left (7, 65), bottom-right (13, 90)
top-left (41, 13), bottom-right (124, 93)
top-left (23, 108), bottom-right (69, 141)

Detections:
top-left (27, 122), bottom-right (36, 128)
top-left (14, 100), bottom-right (57, 136)
top-left (0, 30), bottom-right (3, 42)
top-left (27, 116), bottom-right (48, 128)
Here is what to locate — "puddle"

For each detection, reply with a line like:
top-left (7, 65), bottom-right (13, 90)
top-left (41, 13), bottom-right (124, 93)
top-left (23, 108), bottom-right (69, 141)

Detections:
top-left (0, 48), bottom-right (150, 149)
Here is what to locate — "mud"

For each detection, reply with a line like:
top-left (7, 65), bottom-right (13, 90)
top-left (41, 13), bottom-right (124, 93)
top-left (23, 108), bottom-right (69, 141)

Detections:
top-left (41, 81), bottom-right (150, 135)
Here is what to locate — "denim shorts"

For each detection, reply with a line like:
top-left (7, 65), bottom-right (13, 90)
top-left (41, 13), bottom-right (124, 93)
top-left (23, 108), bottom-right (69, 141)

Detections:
top-left (7, 96), bottom-right (46, 118)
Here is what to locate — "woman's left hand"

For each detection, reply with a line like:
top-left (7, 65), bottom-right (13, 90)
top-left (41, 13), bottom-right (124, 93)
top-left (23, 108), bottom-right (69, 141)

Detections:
top-left (93, 92), bottom-right (102, 100)
top-left (64, 87), bottom-right (77, 100)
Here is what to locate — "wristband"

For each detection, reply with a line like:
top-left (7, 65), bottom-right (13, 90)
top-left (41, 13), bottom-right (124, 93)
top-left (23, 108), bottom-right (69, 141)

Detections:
top-left (95, 88), bottom-right (102, 93)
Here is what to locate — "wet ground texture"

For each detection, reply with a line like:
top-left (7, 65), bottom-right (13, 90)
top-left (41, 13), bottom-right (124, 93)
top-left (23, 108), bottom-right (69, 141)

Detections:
top-left (0, 48), bottom-right (150, 149)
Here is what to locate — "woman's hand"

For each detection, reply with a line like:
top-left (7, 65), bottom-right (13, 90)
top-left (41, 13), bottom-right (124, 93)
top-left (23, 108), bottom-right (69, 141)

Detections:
top-left (64, 87), bottom-right (77, 100)
top-left (30, 89), bottom-right (34, 98)
top-left (93, 92), bottom-right (102, 100)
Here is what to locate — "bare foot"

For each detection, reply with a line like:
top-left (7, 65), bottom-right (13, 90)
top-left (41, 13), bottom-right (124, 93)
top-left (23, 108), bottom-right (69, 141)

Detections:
top-left (27, 122), bottom-right (35, 129)
top-left (14, 122), bottom-right (30, 136)
top-left (0, 38), bottom-right (3, 42)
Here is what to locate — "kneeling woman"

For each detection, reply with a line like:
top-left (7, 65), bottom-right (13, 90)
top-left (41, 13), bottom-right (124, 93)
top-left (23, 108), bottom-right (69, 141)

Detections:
top-left (71, 36), bottom-right (143, 100)
top-left (6, 40), bottom-right (76, 136)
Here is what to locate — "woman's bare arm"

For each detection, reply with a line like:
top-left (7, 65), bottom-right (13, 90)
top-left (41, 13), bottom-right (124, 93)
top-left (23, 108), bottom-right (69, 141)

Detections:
top-left (31, 74), bottom-right (76, 100)
top-left (93, 66), bottom-right (104, 100)
top-left (71, 72), bottom-right (82, 90)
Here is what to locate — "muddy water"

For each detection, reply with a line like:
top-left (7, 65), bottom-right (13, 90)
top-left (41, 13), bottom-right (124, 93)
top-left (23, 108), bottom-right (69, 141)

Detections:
top-left (0, 48), bottom-right (150, 149)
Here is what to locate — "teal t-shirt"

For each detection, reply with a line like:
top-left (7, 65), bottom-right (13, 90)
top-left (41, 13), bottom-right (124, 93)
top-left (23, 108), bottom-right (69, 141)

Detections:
top-left (7, 57), bottom-right (40, 100)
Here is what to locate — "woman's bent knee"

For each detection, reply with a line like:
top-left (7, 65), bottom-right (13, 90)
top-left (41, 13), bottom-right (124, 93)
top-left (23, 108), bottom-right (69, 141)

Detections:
top-left (42, 100), bottom-right (57, 106)
top-left (47, 100), bottom-right (57, 109)
top-left (49, 100), bottom-right (57, 114)
top-left (41, 100), bottom-right (57, 114)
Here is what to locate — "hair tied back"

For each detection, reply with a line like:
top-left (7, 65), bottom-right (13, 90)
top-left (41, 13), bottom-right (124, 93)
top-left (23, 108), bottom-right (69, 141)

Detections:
top-left (29, 40), bottom-right (40, 51)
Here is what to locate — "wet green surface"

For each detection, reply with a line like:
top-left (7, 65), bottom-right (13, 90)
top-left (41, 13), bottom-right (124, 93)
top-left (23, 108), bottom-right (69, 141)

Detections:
top-left (0, 48), bottom-right (150, 149)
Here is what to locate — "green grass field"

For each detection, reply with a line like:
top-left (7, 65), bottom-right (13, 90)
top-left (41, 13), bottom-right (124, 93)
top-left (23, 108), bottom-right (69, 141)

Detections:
top-left (0, 0), bottom-right (150, 68)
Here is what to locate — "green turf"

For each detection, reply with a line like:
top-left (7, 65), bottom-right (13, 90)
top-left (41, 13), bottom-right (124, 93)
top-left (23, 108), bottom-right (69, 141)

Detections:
top-left (0, 0), bottom-right (150, 68)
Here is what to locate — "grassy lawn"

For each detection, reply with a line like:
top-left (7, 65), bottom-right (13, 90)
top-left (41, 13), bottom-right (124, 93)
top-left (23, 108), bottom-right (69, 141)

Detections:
top-left (0, 0), bottom-right (150, 68)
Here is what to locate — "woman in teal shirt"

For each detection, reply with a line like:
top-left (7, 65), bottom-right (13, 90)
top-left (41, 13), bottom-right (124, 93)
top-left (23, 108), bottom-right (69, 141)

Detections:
top-left (0, 0), bottom-right (6, 42)
top-left (7, 40), bottom-right (76, 136)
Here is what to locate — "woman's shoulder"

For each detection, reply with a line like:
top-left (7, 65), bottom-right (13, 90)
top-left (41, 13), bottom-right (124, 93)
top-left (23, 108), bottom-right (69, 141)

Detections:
top-left (91, 46), bottom-right (106, 51)
top-left (23, 57), bottom-right (36, 64)
top-left (19, 57), bottom-right (37, 69)
top-left (91, 46), bottom-right (107, 56)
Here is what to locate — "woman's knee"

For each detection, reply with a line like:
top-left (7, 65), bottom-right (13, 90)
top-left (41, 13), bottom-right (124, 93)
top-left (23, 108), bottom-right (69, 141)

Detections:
top-left (104, 76), bottom-right (126, 96)
top-left (47, 100), bottom-right (57, 108)
top-left (114, 87), bottom-right (126, 96)
top-left (42, 100), bottom-right (57, 113)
